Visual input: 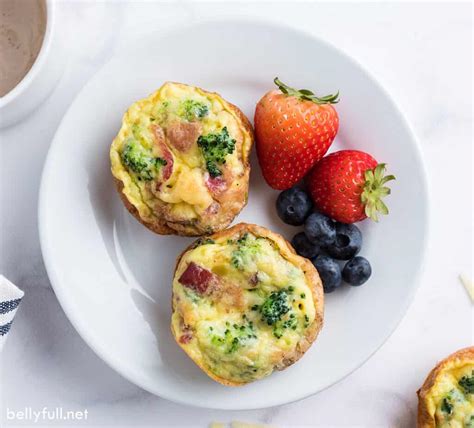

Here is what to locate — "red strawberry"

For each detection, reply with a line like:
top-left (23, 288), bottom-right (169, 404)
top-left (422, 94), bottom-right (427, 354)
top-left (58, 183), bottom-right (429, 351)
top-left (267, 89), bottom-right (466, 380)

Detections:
top-left (307, 150), bottom-right (395, 223)
top-left (254, 78), bottom-right (339, 190)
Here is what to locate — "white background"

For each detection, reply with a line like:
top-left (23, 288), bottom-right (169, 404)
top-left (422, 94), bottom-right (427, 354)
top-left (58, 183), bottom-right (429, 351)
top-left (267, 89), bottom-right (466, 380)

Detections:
top-left (0, 1), bottom-right (472, 427)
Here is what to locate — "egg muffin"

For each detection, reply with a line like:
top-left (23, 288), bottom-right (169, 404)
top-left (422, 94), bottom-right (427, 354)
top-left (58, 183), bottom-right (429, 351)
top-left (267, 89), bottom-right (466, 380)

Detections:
top-left (171, 223), bottom-right (324, 386)
top-left (417, 347), bottom-right (474, 427)
top-left (110, 82), bottom-right (253, 236)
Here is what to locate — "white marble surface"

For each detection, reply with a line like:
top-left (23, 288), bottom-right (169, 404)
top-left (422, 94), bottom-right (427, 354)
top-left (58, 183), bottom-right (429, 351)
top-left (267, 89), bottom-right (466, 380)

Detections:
top-left (0, 1), bottom-right (472, 427)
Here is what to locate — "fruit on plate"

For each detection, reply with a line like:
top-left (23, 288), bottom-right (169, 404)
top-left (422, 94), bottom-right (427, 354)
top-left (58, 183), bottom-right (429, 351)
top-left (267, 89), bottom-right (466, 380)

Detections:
top-left (342, 256), bottom-right (372, 286)
top-left (254, 77), bottom-right (339, 190)
top-left (312, 255), bottom-right (342, 293)
top-left (276, 187), bottom-right (313, 226)
top-left (304, 212), bottom-right (336, 247)
top-left (417, 347), bottom-right (474, 427)
top-left (324, 222), bottom-right (362, 260)
top-left (274, 187), bottom-right (373, 292)
top-left (307, 150), bottom-right (395, 224)
top-left (291, 232), bottom-right (321, 259)
top-left (171, 223), bottom-right (324, 385)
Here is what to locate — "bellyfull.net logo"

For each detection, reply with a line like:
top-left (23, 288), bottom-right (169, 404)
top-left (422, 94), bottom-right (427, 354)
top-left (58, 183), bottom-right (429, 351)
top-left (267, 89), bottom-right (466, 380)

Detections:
top-left (6, 407), bottom-right (88, 423)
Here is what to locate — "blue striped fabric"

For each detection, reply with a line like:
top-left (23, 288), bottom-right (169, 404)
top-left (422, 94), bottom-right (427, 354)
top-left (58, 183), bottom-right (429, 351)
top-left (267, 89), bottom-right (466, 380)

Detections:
top-left (0, 298), bottom-right (21, 315)
top-left (0, 275), bottom-right (24, 350)
top-left (0, 321), bottom-right (12, 336)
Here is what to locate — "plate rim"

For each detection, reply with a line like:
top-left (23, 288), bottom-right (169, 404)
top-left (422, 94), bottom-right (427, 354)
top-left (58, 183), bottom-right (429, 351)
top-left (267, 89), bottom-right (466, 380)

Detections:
top-left (38, 17), bottom-right (430, 410)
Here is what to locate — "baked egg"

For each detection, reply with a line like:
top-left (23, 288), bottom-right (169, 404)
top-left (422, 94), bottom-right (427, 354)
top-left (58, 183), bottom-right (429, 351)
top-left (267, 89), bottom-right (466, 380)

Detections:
top-left (418, 347), bottom-right (474, 427)
top-left (110, 82), bottom-right (253, 236)
top-left (171, 223), bottom-right (324, 386)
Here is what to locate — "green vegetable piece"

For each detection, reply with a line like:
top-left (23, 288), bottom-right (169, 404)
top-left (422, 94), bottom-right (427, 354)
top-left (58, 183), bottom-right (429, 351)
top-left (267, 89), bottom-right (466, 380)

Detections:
top-left (459, 371), bottom-right (474, 395)
top-left (260, 290), bottom-right (291, 326)
top-left (121, 139), bottom-right (167, 181)
top-left (179, 99), bottom-right (209, 121)
top-left (441, 397), bottom-right (453, 415)
top-left (197, 127), bottom-right (236, 178)
top-left (192, 238), bottom-right (215, 248)
top-left (272, 314), bottom-right (298, 338)
top-left (465, 415), bottom-right (474, 428)
top-left (231, 233), bottom-right (261, 270)
top-left (210, 320), bottom-right (255, 354)
top-left (153, 101), bottom-right (170, 124)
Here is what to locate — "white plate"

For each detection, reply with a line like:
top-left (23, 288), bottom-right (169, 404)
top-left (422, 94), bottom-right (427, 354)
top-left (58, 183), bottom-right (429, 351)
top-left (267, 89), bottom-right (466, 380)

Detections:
top-left (39, 20), bottom-right (429, 409)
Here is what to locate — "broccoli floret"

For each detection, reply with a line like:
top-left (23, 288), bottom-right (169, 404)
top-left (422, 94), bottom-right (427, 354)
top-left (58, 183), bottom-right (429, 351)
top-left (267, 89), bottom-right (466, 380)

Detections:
top-left (121, 140), bottom-right (167, 181)
top-left (179, 99), bottom-right (209, 121)
top-left (440, 388), bottom-right (466, 417)
top-left (466, 415), bottom-right (474, 428)
top-left (231, 233), bottom-right (261, 270)
top-left (459, 371), bottom-right (474, 395)
top-left (206, 161), bottom-right (222, 178)
top-left (441, 397), bottom-right (453, 415)
top-left (210, 321), bottom-right (256, 354)
top-left (192, 238), bottom-right (215, 248)
top-left (273, 314), bottom-right (298, 339)
top-left (197, 127), bottom-right (236, 178)
top-left (260, 290), bottom-right (291, 326)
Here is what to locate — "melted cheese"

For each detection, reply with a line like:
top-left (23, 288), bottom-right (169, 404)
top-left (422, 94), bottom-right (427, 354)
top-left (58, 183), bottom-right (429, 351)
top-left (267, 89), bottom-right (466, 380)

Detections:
top-left (110, 82), bottom-right (251, 227)
top-left (425, 360), bottom-right (474, 427)
top-left (172, 233), bottom-right (317, 384)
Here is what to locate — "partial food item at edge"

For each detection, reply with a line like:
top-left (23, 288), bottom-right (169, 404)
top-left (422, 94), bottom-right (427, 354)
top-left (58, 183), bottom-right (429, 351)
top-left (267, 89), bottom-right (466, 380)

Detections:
top-left (459, 275), bottom-right (474, 303)
top-left (0, 0), bottom-right (46, 97)
top-left (255, 77), bottom-right (339, 190)
top-left (171, 223), bottom-right (324, 386)
top-left (110, 82), bottom-right (254, 236)
top-left (417, 347), bottom-right (474, 428)
top-left (307, 150), bottom-right (395, 224)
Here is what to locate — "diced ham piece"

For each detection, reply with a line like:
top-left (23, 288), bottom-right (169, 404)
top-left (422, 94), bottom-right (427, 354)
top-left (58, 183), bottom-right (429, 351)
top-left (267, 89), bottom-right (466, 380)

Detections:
top-left (178, 262), bottom-right (217, 294)
top-left (166, 121), bottom-right (202, 152)
top-left (205, 173), bottom-right (227, 196)
top-left (151, 124), bottom-right (173, 181)
top-left (205, 201), bottom-right (220, 215)
top-left (179, 332), bottom-right (193, 344)
top-left (249, 273), bottom-right (259, 286)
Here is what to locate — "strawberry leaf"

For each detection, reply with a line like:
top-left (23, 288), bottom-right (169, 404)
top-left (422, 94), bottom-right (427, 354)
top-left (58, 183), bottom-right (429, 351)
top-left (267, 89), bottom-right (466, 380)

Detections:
top-left (361, 164), bottom-right (396, 222)
top-left (274, 77), bottom-right (340, 104)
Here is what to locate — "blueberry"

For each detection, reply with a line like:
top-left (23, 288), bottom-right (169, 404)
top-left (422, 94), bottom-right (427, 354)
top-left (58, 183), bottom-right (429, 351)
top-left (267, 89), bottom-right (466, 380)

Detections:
top-left (342, 256), bottom-right (372, 286)
top-left (312, 255), bottom-right (342, 293)
top-left (304, 212), bottom-right (336, 246)
top-left (291, 232), bottom-right (321, 259)
top-left (324, 222), bottom-right (362, 260)
top-left (276, 188), bottom-right (313, 226)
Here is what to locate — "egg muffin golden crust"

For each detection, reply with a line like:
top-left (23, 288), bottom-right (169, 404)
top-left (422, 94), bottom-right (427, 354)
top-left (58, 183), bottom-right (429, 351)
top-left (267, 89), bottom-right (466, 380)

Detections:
top-left (110, 82), bottom-right (254, 236)
top-left (171, 223), bottom-right (324, 386)
top-left (417, 347), bottom-right (474, 428)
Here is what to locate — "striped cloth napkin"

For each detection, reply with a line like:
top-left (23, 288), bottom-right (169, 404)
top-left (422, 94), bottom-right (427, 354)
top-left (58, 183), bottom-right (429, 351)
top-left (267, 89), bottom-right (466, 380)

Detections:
top-left (0, 275), bottom-right (24, 351)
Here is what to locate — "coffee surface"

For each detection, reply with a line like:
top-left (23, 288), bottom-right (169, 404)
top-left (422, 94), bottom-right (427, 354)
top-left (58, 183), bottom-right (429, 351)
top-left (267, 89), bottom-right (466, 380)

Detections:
top-left (0, 0), bottom-right (46, 97)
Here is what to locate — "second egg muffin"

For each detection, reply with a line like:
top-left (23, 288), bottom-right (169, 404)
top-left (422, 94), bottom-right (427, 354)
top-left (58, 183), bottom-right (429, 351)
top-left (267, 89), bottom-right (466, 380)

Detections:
top-left (171, 223), bottom-right (325, 385)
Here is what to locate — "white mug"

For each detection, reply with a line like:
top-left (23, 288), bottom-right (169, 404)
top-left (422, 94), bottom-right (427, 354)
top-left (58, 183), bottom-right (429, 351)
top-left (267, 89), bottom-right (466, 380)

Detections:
top-left (0, 0), bottom-right (63, 128)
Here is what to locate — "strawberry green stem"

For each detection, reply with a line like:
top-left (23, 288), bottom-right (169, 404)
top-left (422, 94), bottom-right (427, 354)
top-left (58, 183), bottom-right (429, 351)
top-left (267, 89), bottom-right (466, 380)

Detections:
top-left (274, 77), bottom-right (340, 104)
top-left (361, 163), bottom-right (396, 222)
